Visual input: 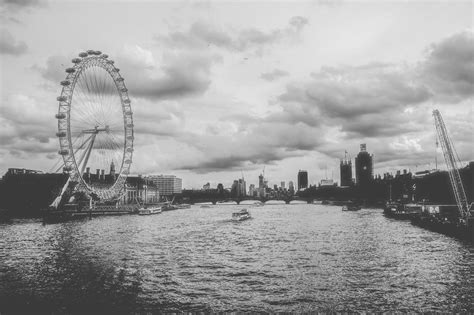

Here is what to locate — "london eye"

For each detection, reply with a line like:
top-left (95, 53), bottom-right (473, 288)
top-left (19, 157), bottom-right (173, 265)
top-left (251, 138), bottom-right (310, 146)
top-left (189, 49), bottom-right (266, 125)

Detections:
top-left (54, 50), bottom-right (133, 201)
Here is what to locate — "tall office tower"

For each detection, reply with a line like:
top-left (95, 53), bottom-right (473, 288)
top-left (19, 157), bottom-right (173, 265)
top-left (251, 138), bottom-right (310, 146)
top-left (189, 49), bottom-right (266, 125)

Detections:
top-left (258, 173), bottom-right (264, 188)
top-left (289, 181), bottom-right (295, 194)
top-left (238, 178), bottom-right (246, 196)
top-left (355, 144), bottom-right (373, 187)
top-left (248, 184), bottom-right (255, 196)
top-left (297, 170), bottom-right (308, 190)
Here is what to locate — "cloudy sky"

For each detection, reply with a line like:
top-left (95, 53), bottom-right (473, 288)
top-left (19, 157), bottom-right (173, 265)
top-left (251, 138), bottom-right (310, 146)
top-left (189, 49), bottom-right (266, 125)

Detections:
top-left (0, 0), bottom-right (472, 189)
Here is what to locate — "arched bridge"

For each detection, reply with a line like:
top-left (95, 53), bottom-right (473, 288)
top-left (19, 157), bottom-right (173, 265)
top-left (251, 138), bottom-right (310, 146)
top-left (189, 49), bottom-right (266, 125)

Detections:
top-left (183, 196), bottom-right (315, 205)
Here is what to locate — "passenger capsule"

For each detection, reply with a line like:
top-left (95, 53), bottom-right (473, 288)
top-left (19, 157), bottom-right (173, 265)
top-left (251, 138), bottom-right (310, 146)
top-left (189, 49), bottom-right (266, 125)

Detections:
top-left (121, 87), bottom-right (127, 92)
top-left (126, 123), bottom-right (134, 128)
top-left (58, 149), bottom-right (69, 155)
top-left (94, 50), bottom-right (102, 55)
top-left (107, 60), bottom-right (115, 64)
top-left (65, 68), bottom-right (75, 73)
top-left (116, 77), bottom-right (124, 82)
top-left (72, 58), bottom-right (82, 63)
top-left (101, 54), bottom-right (108, 59)
top-left (79, 52), bottom-right (88, 58)
top-left (55, 113), bottom-right (66, 119)
top-left (126, 136), bottom-right (134, 141)
top-left (87, 49), bottom-right (95, 55)
top-left (57, 96), bottom-right (67, 102)
top-left (60, 80), bottom-right (70, 86)
top-left (56, 131), bottom-right (66, 137)
top-left (124, 159), bottom-right (132, 164)
top-left (126, 148), bottom-right (134, 153)
top-left (123, 99), bottom-right (130, 104)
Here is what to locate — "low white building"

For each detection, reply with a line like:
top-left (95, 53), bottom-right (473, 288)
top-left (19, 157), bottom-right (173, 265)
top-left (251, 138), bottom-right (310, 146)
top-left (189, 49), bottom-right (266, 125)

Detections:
top-left (146, 175), bottom-right (182, 196)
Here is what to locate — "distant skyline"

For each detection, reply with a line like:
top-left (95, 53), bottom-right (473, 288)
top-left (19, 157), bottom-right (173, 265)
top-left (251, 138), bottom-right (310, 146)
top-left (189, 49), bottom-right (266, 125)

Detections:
top-left (0, 0), bottom-right (472, 189)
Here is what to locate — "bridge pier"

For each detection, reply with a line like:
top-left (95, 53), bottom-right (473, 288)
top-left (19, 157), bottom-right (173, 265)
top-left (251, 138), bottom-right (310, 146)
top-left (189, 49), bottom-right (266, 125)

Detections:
top-left (212, 201), bottom-right (217, 205)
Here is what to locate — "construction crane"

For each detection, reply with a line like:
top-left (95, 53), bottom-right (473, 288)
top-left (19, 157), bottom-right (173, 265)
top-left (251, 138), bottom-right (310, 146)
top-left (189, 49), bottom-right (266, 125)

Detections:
top-left (432, 109), bottom-right (472, 225)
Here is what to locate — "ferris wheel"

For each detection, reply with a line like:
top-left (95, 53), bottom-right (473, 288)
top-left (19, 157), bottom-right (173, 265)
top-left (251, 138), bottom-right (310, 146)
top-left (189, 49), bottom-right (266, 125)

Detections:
top-left (55, 50), bottom-right (133, 201)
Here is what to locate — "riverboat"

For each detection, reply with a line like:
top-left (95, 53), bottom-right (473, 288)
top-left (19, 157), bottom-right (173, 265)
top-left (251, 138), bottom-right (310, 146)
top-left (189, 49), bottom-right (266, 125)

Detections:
top-left (232, 208), bottom-right (251, 221)
top-left (138, 205), bottom-right (162, 215)
top-left (384, 202), bottom-right (422, 219)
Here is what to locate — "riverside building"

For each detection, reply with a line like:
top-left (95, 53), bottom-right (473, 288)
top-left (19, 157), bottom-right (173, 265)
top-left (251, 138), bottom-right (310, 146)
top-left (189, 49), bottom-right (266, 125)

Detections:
top-left (297, 170), bottom-right (308, 190)
top-left (146, 175), bottom-right (182, 196)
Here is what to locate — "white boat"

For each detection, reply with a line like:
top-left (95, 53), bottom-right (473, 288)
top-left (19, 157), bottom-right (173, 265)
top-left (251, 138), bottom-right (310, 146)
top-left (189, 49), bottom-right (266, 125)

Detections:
top-left (138, 205), bottom-right (162, 215)
top-left (232, 208), bottom-right (251, 221)
top-left (253, 201), bottom-right (264, 207)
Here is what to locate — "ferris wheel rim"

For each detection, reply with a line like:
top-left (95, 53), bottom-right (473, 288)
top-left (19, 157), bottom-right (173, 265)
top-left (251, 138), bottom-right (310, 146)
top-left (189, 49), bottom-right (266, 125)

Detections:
top-left (55, 51), bottom-right (134, 200)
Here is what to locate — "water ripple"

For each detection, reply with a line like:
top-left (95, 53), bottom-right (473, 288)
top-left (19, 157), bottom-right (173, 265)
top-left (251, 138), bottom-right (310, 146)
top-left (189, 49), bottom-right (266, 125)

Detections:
top-left (0, 204), bottom-right (473, 312)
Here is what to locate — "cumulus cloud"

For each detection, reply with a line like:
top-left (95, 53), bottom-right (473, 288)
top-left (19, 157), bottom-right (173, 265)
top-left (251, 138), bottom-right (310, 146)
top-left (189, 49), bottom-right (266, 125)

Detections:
top-left (156, 16), bottom-right (308, 52)
top-left (117, 46), bottom-right (221, 100)
top-left (36, 46), bottom-right (220, 100)
top-left (421, 30), bottom-right (474, 101)
top-left (0, 29), bottom-right (27, 55)
top-left (261, 69), bottom-right (289, 81)
top-left (132, 99), bottom-right (186, 138)
top-left (176, 117), bottom-right (324, 173)
top-left (276, 31), bottom-right (473, 141)
top-left (36, 54), bottom-right (69, 82)
top-left (0, 94), bottom-right (56, 149)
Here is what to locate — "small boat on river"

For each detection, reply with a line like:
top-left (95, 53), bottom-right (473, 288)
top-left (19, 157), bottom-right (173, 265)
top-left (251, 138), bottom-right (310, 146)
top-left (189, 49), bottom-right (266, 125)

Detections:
top-left (138, 205), bottom-right (162, 215)
top-left (232, 208), bottom-right (251, 221)
top-left (342, 204), bottom-right (362, 211)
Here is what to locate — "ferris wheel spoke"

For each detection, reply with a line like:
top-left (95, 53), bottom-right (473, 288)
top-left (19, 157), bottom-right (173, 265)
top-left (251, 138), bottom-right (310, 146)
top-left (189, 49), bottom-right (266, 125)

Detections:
top-left (92, 67), bottom-right (110, 125)
top-left (81, 68), bottom-right (106, 126)
top-left (95, 66), bottom-right (108, 119)
top-left (79, 68), bottom-right (96, 110)
top-left (90, 66), bottom-right (107, 122)
top-left (75, 76), bottom-right (102, 127)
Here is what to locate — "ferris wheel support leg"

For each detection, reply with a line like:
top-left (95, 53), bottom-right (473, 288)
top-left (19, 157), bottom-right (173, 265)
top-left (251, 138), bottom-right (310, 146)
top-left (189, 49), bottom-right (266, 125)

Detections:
top-left (54, 133), bottom-right (94, 173)
top-left (49, 177), bottom-right (71, 210)
top-left (74, 134), bottom-right (94, 173)
top-left (79, 134), bottom-right (97, 176)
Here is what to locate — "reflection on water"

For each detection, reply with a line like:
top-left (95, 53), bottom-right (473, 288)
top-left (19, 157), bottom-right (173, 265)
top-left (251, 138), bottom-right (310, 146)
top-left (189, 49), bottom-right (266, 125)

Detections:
top-left (1, 204), bottom-right (473, 312)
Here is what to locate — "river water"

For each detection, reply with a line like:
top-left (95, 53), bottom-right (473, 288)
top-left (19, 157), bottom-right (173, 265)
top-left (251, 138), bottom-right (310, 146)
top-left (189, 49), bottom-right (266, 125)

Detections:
top-left (0, 204), bottom-right (473, 313)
